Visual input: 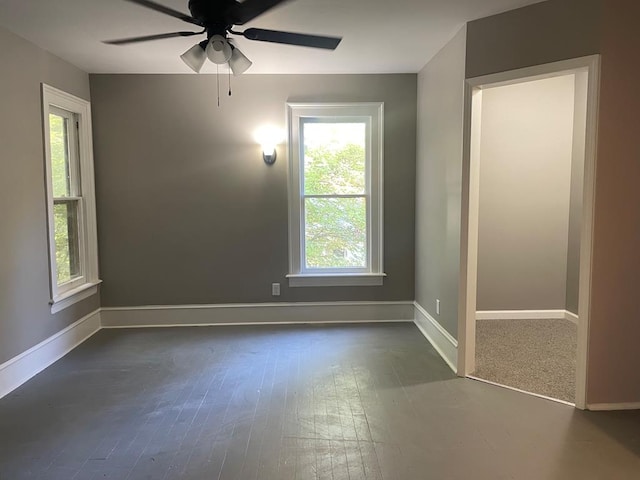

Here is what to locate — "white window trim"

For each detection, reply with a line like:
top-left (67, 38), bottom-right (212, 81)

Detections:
top-left (42, 84), bottom-right (101, 312)
top-left (286, 102), bottom-right (385, 287)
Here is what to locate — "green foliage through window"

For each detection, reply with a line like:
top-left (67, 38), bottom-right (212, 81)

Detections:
top-left (305, 197), bottom-right (366, 268)
top-left (49, 112), bottom-right (80, 285)
top-left (302, 122), bottom-right (368, 269)
top-left (53, 202), bottom-right (80, 284)
top-left (49, 114), bottom-right (71, 198)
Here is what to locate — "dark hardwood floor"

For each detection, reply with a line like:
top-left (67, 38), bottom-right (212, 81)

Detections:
top-left (0, 323), bottom-right (638, 479)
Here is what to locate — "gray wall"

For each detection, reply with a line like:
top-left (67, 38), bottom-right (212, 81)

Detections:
top-left (90, 74), bottom-right (416, 307)
top-left (476, 75), bottom-right (575, 312)
top-left (466, 0), bottom-right (601, 79)
top-left (415, 27), bottom-right (467, 337)
top-left (0, 26), bottom-right (99, 364)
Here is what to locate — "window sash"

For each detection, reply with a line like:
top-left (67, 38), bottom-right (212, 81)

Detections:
top-left (301, 194), bottom-right (370, 273)
top-left (48, 105), bottom-right (84, 293)
top-left (49, 106), bottom-right (81, 198)
top-left (299, 119), bottom-right (371, 273)
top-left (301, 118), bottom-right (370, 198)
top-left (52, 197), bottom-right (85, 290)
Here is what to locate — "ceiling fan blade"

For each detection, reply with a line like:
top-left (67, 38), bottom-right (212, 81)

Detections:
top-left (241, 28), bottom-right (342, 50)
top-left (226, 0), bottom-right (291, 25)
top-left (122, 0), bottom-right (203, 26)
top-left (104, 31), bottom-right (203, 45)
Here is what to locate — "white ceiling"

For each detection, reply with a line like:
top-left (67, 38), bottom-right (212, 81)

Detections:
top-left (0, 0), bottom-right (544, 74)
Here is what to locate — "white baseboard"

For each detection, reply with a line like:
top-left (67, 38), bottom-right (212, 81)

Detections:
top-left (564, 310), bottom-right (579, 325)
top-left (587, 402), bottom-right (640, 411)
top-left (413, 302), bottom-right (458, 373)
top-left (476, 309), bottom-right (579, 324)
top-left (100, 301), bottom-right (415, 328)
top-left (0, 309), bottom-right (101, 399)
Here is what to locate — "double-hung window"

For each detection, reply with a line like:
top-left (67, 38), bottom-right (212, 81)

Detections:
top-left (287, 103), bottom-right (385, 287)
top-left (42, 84), bottom-right (100, 313)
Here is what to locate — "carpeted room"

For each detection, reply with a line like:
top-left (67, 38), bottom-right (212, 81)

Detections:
top-left (474, 317), bottom-right (577, 403)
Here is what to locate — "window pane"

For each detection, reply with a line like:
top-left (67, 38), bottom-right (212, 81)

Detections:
top-left (303, 123), bottom-right (366, 195)
top-left (49, 113), bottom-right (71, 198)
top-left (305, 197), bottom-right (367, 269)
top-left (54, 201), bottom-right (81, 285)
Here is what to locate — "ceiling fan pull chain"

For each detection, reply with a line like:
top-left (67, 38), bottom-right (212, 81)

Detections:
top-left (228, 68), bottom-right (232, 96)
top-left (216, 64), bottom-right (220, 107)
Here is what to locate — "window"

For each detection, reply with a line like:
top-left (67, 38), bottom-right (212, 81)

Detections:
top-left (42, 84), bottom-right (100, 313)
top-left (286, 103), bottom-right (385, 287)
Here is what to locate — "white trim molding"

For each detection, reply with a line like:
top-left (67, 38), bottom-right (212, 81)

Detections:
top-left (101, 301), bottom-right (414, 328)
top-left (414, 302), bottom-right (458, 373)
top-left (476, 309), bottom-right (565, 320)
top-left (0, 309), bottom-right (101, 399)
top-left (286, 273), bottom-right (386, 287)
top-left (587, 403), bottom-right (640, 411)
top-left (476, 310), bottom-right (578, 322)
top-left (564, 310), bottom-right (579, 325)
top-left (50, 282), bottom-right (100, 314)
top-left (286, 103), bottom-right (385, 287)
top-left (42, 84), bottom-right (101, 313)
top-left (459, 55), bottom-right (601, 411)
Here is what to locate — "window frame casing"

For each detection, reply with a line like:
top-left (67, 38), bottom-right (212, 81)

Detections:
top-left (286, 102), bottom-right (385, 287)
top-left (42, 84), bottom-right (101, 313)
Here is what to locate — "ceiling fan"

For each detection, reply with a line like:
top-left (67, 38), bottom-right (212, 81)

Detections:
top-left (105, 0), bottom-right (343, 75)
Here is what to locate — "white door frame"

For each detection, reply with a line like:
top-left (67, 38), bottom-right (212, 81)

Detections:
top-left (457, 55), bottom-right (601, 410)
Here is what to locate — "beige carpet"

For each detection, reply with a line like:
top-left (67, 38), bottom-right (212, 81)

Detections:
top-left (473, 318), bottom-right (577, 403)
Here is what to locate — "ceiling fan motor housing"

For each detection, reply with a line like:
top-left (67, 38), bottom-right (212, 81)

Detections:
top-left (188, 0), bottom-right (236, 36)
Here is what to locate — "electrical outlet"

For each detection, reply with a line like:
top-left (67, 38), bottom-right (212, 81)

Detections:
top-left (436, 299), bottom-right (441, 315)
top-left (271, 283), bottom-right (281, 296)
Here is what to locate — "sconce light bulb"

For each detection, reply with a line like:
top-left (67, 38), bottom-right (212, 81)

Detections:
top-left (254, 125), bottom-right (284, 165)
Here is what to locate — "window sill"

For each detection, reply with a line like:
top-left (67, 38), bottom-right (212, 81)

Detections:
top-left (50, 280), bottom-right (101, 314)
top-left (286, 273), bottom-right (386, 287)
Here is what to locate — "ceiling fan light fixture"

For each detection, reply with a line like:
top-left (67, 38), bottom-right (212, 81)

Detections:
top-left (180, 42), bottom-right (207, 73)
top-left (229, 45), bottom-right (252, 76)
top-left (206, 35), bottom-right (232, 65)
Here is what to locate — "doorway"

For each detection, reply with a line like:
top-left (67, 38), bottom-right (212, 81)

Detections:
top-left (458, 56), bottom-right (601, 409)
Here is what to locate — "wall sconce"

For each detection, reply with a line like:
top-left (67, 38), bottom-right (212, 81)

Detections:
top-left (253, 125), bottom-right (284, 165)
